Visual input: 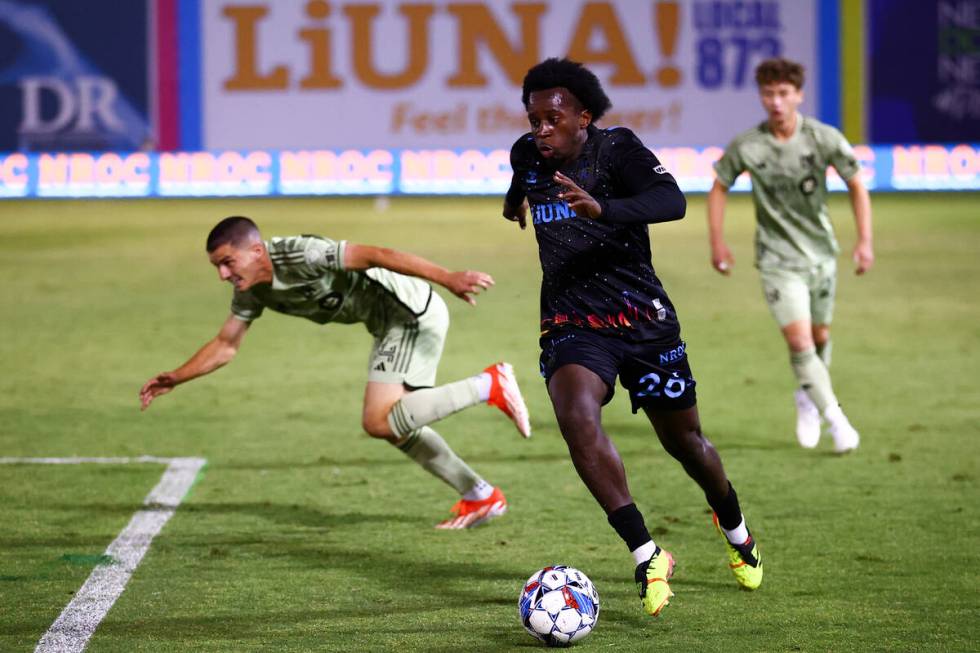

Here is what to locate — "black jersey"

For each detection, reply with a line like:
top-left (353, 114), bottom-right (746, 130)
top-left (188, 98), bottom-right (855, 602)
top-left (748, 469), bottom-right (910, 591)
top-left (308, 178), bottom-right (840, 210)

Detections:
top-left (506, 125), bottom-right (687, 344)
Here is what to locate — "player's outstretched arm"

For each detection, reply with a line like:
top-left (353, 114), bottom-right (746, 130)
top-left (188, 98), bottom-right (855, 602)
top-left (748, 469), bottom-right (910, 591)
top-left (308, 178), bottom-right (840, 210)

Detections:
top-left (139, 314), bottom-right (250, 411)
top-left (845, 175), bottom-right (874, 275)
top-left (344, 243), bottom-right (494, 306)
top-left (707, 179), bottom-right (735, 275)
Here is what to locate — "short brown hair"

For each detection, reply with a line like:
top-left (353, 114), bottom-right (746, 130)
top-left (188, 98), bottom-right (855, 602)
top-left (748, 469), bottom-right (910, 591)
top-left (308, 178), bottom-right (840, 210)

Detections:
top-left (755, 58), bottom-right (805, 89)
top-left (206, 216), bottom-right (260, 252)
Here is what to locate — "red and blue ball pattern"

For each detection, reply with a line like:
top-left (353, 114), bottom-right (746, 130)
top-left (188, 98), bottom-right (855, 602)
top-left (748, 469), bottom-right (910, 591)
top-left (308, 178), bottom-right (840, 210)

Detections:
top-left (519, 565), bottom-right (600, 647)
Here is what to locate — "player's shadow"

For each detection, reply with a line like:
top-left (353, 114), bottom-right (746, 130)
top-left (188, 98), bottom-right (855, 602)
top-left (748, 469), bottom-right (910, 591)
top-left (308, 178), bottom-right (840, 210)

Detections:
top-left (670, 577), bottom-right (736, 591)
top-left (712, 439), bottom-right (797, 451)
top-left (176, 501), bottom-right (419, 530)
top-left (0, 531), bottom-right (132, 549)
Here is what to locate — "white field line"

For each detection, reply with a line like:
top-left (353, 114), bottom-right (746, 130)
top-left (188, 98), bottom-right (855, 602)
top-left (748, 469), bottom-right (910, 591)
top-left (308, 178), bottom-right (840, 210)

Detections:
top-left (0, 456), bottom-right (206, 653)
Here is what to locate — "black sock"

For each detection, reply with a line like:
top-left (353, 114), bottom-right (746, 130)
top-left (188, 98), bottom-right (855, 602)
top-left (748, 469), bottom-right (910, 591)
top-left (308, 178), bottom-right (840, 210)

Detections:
top-left (707, 483), bottom-right (743, 530)
top-left (607, 503), bottom-right (652, 552)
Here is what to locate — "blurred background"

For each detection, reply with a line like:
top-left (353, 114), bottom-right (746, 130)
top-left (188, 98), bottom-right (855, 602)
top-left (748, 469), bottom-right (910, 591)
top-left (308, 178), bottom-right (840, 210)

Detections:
top-left (0, 0), bottom-right (976, 196)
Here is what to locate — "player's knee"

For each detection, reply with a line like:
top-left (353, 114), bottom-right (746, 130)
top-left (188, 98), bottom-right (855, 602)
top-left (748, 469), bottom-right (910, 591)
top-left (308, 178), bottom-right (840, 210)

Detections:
top-left (555, 405), bottom-right (601, 444)
top-left (361, 414), bottom-right (393, 439)
top-left (812, 324), bottom-right (830, 345)
top-left (782, 320), bottom-right (815, 352)
top-left (785, 332), bottom-right (814, 352)
top-left (664, 427), bottom-right (708, 460)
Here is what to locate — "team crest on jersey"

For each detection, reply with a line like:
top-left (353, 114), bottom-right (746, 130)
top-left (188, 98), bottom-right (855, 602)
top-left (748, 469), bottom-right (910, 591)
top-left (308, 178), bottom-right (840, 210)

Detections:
top-left (800, 153), bottom-right (816, 169)
top-left (653, 164), bottom-right (668, 174)
top-left (526, 170), bottom-right (538, 185)
top-left (799, 175), bottom-right (818, 195)
top-left (318, 291), bottom-right (343, 310)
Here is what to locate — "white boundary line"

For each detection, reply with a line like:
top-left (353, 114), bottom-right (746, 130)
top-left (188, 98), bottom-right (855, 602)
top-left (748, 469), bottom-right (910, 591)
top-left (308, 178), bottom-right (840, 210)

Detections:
top-left (0, 456), bottom-right (206, 653)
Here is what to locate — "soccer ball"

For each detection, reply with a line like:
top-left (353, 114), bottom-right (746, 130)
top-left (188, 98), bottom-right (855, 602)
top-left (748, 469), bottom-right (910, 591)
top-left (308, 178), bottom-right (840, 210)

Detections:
top-left (519, 565), bottom-right (600, 647)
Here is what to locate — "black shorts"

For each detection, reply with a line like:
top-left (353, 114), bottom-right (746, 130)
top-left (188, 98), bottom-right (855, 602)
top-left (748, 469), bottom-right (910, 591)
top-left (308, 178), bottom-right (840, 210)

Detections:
top-left (539, 330), bottom-right (697, 413)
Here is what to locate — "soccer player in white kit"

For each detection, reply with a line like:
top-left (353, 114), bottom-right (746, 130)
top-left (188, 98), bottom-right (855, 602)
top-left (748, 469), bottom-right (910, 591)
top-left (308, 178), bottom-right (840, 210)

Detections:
top-left (140, 216), bottom-right (531, 529)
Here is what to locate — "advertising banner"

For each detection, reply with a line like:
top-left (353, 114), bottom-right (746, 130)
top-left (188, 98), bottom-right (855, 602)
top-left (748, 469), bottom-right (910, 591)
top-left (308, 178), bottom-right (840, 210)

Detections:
top-left (201, 0), bottom-right (821, 150)
top-left (0, 1), bottom-right (152, 152)
top-left (3, 143), bottom-right (977, 199)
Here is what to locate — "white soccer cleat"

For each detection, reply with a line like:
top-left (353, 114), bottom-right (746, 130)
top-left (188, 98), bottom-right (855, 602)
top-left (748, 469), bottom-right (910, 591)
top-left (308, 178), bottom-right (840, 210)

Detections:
top-left (824, 404), bottom-right (860, 453)
top-left (484, 362), bottom-right (532, 438)
top-left (794, 389), bottom-right (821, 448)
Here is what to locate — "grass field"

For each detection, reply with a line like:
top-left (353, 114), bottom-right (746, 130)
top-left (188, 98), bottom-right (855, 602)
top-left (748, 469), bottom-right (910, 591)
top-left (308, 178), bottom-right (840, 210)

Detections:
top-left (0, 192), bottom-right (977, 652)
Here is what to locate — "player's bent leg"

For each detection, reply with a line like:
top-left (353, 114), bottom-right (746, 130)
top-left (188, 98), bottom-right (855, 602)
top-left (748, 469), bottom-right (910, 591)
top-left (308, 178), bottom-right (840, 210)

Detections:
top-left (645, 406), bottom-right (729, 501)
top-left (387, 378), bottom-right (482, 433)
top-left (549, 365), bottom-right (676, 616)
top-left (645, 406), bottom-right (762, 590)
top-left (385, 363), bottom-right (530, 439)
top-left (362, 381), bottom-right (408, 442)
top-left (398, 425), bottom-right (507, 529)
top-left (369, 297), bottom-right (530, 438)
top-left (783, 322), bottom-right (859, 452)
top-left (364, 382), bottom-right (505, 527)
top-left (765, 271), bottom-right (835, 446)
top-left (548, 365), bottom-right (633, 512)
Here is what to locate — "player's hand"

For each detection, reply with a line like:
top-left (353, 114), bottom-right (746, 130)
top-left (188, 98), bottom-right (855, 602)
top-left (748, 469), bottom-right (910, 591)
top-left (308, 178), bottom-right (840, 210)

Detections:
top-left (554, 172), bottom-right (601, 219)
top-left (444, 270), bottom-right (494, 306)
top-left (502, 200), bottom-right (527, 230)
top-left (711, 242), bottom-right (735, 275)
top-left (853, 241), bottom-right (874, 275)
top-left (140, 372), bottom-right (178, 411)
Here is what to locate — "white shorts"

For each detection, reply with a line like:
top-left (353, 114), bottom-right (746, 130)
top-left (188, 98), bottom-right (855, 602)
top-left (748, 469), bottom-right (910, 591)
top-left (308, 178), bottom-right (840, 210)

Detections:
top-left (366, 292), bottom-right (449, 388)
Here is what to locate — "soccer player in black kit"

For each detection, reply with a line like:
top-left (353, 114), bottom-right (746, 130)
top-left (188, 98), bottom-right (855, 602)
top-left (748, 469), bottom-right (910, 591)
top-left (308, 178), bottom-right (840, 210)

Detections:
top-left (502, 58), bottom-right (763, 617)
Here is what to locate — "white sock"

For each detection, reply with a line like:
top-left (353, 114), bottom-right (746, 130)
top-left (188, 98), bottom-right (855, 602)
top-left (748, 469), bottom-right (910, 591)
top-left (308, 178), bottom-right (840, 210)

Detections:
top-left (462, 479), bottom-right (494, 501)
top-left (387, 378), bottom-right (482, 438)
top-left (823, 403), bottom-right (847, 424)
top-left (473, 372), bottom-right (492, 402)
top-left (631, 540), bottom-right (657, 565)
top-left (722, 516), bottom-right (749, 546)
top-left (394, 427), bottom-right (481, 494)
top-left (790, 347), bottom-right (838, 413)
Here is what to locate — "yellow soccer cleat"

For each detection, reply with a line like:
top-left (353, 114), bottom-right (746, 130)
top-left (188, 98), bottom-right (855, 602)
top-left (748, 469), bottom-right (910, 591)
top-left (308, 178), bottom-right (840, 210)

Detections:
top-left (713, 513), bottom-right (763, 590)
top-left (634, 547), bottom-right (675, 616)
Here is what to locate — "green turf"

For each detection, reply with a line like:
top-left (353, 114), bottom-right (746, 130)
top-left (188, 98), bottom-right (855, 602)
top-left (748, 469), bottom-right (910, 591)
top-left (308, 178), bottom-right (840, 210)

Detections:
top-left (0, 193), bottom-right (977, 652)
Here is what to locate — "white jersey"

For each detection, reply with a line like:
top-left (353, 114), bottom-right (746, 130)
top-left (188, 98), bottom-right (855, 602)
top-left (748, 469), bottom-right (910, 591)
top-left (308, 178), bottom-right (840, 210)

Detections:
top-left (230, 235), bottom-right (434, 337)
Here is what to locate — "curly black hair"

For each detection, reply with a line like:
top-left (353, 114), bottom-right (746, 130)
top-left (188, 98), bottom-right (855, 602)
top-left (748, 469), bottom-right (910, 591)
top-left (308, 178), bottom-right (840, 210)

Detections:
top-left (521, 58), bottom-right (612, 121)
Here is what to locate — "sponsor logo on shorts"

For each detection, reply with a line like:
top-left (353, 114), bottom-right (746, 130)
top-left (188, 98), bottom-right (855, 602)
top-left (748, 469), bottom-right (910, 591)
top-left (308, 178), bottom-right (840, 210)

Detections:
top-left (659, 342), bottom-right (686, 365)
